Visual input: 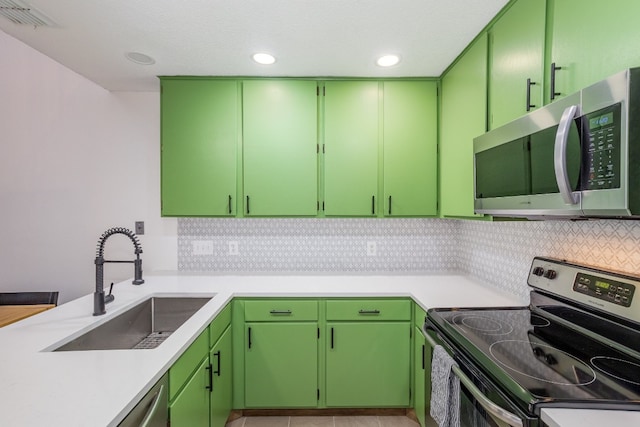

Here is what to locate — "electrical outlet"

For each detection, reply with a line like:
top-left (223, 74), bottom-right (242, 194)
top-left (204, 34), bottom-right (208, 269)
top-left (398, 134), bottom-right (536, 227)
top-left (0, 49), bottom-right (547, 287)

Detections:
top-left (192, 240), bottom-right (214, 255)
top-left (366, 241), bottom-right (377, 256)
top-left (229, 241), bottom-right (239, 256)
top-left (135, 221), bottom-right (144, 235)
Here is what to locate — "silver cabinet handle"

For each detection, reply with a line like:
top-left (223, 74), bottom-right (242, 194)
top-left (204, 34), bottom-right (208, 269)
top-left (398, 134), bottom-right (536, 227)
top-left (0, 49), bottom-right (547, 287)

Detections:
top-left (140, 384), bottom-right (165, 427)
top-left (554, 105), bottom-right (581, 205)
top-left (422, 325), bottom-right (523, 427)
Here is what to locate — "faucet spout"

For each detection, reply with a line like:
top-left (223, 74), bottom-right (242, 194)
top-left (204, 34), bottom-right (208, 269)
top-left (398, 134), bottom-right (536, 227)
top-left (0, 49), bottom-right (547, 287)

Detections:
top-left (93, 227), bottom-right (144, 316)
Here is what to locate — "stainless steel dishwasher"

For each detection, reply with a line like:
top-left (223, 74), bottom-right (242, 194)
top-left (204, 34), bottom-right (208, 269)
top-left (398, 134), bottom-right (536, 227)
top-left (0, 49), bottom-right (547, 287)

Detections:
top-left (117, 373), bottom-right (168, 427)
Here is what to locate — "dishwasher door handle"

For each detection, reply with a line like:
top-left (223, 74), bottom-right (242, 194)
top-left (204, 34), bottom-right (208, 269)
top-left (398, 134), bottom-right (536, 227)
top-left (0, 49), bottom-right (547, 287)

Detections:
top-left (422, 324), bottom-right (524, 427)
top-left (140, 383), bottom-right (165, 427)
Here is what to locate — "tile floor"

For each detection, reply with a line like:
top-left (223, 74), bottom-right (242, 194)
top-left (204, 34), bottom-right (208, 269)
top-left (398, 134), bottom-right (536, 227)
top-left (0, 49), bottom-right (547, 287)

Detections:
top-left (226, 416), bottom-right (420, 427)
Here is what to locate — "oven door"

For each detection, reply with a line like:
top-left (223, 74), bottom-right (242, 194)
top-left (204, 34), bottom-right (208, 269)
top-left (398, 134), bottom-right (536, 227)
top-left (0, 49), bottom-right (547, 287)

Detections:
top-left (424, 324), bottom-right (537, 427)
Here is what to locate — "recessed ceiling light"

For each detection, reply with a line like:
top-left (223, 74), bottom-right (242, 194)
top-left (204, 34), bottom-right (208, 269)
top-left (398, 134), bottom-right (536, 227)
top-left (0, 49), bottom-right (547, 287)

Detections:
top-left (376, 55), bottom-right (401, 67)
top-left (252, 53), bottom-right (276, 65)
top-left (125, 52), bottom-right (156, 65)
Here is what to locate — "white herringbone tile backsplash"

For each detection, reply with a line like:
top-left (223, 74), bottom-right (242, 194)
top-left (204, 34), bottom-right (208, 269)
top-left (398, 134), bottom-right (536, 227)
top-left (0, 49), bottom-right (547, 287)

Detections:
top-left (178, 218), bottom-right (640, 300)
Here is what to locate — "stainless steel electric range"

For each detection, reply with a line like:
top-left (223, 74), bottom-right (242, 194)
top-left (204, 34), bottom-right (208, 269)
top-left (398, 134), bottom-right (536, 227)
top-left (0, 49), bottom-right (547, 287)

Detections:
top-left (425, 257), bottom-right (640, 427)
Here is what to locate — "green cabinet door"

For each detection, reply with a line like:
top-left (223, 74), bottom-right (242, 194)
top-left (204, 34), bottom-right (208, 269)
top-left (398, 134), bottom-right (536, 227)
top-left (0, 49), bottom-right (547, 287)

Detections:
top-left (244, 322), bottom-right (318, 408)
top-left (161, 79), bottom-right (238, 216)
top-left (324, 81), bottom-right (379, 216)
top-left (210, 326), bottom-right (232, 427)
top-left (440, 34), bottom-right (488, 218)
top-left (414, 325), bottom-right (427, 427)
top-left (489, 0), bottom-right (546, 128)
top-left (548, 0), bottom-right (640, 102)
top-left (169, 357), bottom-right (210, 427)
top-left (326, 322), bottom-right (411, 407)
top-left (243, 80), bottom-right (318, 216)
top-left (383, 81), bottom-right (438, 216)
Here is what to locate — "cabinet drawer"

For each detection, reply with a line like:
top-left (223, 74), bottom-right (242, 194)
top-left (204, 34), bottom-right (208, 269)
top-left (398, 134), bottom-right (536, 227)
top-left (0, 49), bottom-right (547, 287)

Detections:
top-left (169, 329), bottom-right (209, 401)
top-left (210, 303), bottom-right (232, 346)
top-left (244, 300), bottom-right (318, 321)
top-left (326, 299), bottom-right (411, 321)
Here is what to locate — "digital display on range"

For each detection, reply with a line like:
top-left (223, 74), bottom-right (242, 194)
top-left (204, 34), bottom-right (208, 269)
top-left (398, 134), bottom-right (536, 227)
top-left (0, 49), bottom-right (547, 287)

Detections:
top-left (573, 273), bottom-right (635, 307)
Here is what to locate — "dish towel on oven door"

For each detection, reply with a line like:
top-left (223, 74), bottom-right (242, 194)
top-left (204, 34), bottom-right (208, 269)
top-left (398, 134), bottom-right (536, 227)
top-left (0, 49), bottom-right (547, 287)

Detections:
top-left (430, 344), bottom-right (461, 427)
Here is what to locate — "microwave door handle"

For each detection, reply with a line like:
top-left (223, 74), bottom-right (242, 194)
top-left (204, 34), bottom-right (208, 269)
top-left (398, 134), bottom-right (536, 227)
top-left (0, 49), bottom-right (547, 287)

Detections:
top-left (422, 326), bottom-right (524, 427)
top-left (554, 105), bottom-right (581, 205)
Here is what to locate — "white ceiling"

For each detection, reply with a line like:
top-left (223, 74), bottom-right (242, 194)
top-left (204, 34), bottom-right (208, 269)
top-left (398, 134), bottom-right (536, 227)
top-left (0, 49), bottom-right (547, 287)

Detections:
top-left (0, 0), bottom-right (510, 92)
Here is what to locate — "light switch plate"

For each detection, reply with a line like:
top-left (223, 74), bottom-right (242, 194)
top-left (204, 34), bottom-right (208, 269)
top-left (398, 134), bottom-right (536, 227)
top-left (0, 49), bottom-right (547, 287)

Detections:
top-left (192, 240), bottom-right (214, 255)
top-left (135, 221), bottom-right (144, 235)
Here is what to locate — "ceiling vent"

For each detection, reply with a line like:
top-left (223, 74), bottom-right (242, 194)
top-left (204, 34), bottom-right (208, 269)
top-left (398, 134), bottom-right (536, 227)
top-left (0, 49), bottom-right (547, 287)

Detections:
top-left (0, 0), bottom-right (54, 26)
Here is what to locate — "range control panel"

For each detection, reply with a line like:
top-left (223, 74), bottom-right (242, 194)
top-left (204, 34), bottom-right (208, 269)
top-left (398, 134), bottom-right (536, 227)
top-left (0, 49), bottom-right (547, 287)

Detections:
top-left (573, 272), bottom-right (635, 307)
top-left (527, 257), bottom-right (640, 324)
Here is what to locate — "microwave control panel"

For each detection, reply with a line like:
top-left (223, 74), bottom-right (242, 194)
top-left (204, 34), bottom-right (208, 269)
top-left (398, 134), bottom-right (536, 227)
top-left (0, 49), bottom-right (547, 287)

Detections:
top-left (573, 272), bottom-right (635, 308)
top-left (583, 103), bottom-right (621, 190)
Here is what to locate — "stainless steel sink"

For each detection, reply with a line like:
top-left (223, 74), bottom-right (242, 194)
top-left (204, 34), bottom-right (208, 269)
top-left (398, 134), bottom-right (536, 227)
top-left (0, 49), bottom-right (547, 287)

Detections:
top-left (53, 296), bottom-right (212, 351)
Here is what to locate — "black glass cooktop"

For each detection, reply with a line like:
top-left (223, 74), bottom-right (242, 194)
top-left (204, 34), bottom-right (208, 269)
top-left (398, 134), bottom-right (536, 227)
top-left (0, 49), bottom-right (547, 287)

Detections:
top-left (428, 306), bottom-right (640, 412)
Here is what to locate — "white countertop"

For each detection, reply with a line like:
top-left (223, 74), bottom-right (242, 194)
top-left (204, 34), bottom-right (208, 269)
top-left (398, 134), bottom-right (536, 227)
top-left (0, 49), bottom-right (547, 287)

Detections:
top-left (0, 273), bottom-right (635, 427)
top-left (541, 408), bottom-right (640, 427)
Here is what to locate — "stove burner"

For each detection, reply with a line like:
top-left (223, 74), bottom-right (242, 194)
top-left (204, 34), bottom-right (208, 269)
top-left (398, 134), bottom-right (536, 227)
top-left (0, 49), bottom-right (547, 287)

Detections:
top-left (530, 314), bottom-right (551, 327)
top-left (453, 314), bottom-right (514, 336)
top-left (489, 340), bottom-right (597, 386)
top-left (591, 356), bottom-right (640, 386)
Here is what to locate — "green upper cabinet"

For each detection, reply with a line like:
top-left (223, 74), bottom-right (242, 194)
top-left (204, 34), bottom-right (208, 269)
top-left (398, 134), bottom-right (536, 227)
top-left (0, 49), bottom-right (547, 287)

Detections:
top-left (161, 79), bottom-right (238, 216)
top-left (382, 81), bottom-right (438, 216)
top-left (488, 0), bottom-right (546, 129)
top-left (440, 34), bottom-right (488, 218)
top-left (547, 0), bottom-right (640, 102)
top-left (243, 80), bottom-right (318, 216)
top-left (323, 81), bottom-right (379, 216)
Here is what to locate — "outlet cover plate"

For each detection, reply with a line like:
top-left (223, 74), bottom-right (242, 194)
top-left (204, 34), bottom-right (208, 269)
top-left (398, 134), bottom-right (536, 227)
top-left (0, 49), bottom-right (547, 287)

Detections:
top-left (229, 241), bottom-right (239, 256)
top-left (366, 241), bottom-right (377, 256)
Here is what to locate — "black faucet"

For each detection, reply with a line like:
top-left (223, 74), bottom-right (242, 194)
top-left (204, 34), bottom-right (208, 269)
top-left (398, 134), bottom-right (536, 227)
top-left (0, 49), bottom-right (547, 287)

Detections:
top-left (93, 227), bottom-right (144, 316)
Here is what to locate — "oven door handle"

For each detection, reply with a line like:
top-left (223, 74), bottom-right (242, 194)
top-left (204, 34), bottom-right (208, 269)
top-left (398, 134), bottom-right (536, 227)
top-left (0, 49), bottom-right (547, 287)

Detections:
top-left (423, 324), bottom-right (524, 427)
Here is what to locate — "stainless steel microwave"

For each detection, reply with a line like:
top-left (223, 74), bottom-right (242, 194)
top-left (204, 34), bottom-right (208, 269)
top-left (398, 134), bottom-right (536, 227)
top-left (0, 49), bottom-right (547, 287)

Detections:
top-left (473, 68), bottom-right (640, 219)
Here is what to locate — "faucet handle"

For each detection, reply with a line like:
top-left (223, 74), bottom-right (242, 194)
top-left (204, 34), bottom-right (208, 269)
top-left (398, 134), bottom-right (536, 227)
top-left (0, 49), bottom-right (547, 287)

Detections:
top-left (104, 282), bottom-right (115, 304)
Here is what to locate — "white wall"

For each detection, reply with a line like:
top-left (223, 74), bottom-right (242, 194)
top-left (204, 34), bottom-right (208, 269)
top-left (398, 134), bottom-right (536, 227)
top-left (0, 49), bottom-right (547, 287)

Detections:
top-left (0, 30), bottom-right (176, 303)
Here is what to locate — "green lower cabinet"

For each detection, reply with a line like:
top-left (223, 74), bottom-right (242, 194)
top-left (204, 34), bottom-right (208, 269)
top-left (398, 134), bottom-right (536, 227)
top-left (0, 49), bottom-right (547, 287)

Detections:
top-left (325, 322), bottom-right (411, 407)
top-left (170, 357), bottom-right (211, 427)
top-left (244, 322), bottom-right (318, 408)
top-left (210, 326), bottom-right (233, 427)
